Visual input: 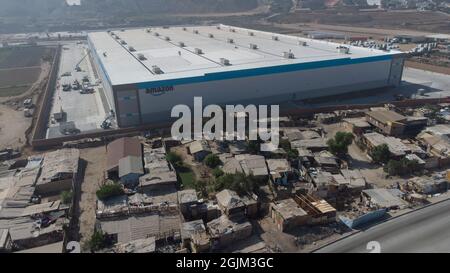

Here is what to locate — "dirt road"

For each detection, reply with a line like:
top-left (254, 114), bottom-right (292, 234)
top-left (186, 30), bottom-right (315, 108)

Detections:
top-left (272, 22), bottom-right (450, 39)
top-left (0, 60), bottom-right (51, 151)
top-left (77, 146), bottom-right (106, 250)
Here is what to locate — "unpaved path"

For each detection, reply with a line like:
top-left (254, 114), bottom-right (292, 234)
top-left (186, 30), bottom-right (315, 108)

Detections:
top-left (78, 146), bottom-right (106, 250)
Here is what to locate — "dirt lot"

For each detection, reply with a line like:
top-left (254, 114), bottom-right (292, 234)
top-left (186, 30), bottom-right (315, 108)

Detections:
top-left (171, 144), bottom-right (213, 183)
top-left (0, 46), bottom-right (51, 69)
top-left (257, 217), bottom-right (348, 253)
top-left (0, 104), bottom-right (30, 150)
top-left (0, 67), bottom-right (42, 97)
top-left (0, 46), bottom-right (53, 99)
top-left (322, 122), bottom-right (403, 188)
top-left (270, 10), bottom-right (450, 34)
top-left (77, 146), bottom-right (106, 250)
top-left (0, 59), bottom-right (51, 151)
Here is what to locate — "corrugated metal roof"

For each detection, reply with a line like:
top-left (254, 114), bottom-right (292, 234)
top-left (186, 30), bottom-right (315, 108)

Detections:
top-left (216, 189), bottom-right (245, 210)
top-left (106, 137), bottom-right (142, 172)
top-left (366, 110), bottom-right (406, 124)
top-left (119, 156), bottom-right (144, 177)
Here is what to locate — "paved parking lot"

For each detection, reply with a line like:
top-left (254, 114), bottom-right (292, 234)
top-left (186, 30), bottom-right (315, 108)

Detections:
top-left (282, 67), bottom-right (450, 110)
top-left (47, 42), bottom-right (112, 138)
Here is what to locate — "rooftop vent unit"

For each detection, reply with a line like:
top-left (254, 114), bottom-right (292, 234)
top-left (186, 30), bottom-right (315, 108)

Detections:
top-left (165, 36), bottom-right (171, 41)
top-left (154, 32), bottom-right (160, 37)
top-left (194, 48), bottom-right (203, 54)
top-left (283, 51), bottom-right (295, 59)
top-left (120, 29), bottom-right (125, 32)
top-left (137, 54), bottom-right (147, 61)
top-left (248, 32), bottom-right (254, 36)
top-left (249, 43), bottom-right (258, 50)
top-left (114, 35), bottom-right (120, 40)
top-left (103, 52), bottom-right (107, 57)
top-left (193, 30), bottom-right (199, 34)
top-left (146, 29), bottom-right (151, 33)
top-left (120, 40), bottom-right (127, 45)
top-left (182, 27), bottom-right (187, 31)
top-left (272, 36), bottom-right (279, 41)
top-left (337, 46), bottom-right (350, 54)
top-left (230, 28), bottom-right (236, 32)
top-left (152, 65), bottom-right (164, 74)
top-left (179, 41), bottom-right (186, 47)
top-left (220, 58), bottom-right (231, 66)
top-left (227, 38), bottom-right (234, 44)
top-left (208, 33), bottom-right (214, 38)
top-left (216, 26), bottom-right (221, 30)
top-left (300, 41), bottom-right (308, 46)
top-left (128, 46), bottom-right (136, 52)
top-left (163, 26), bottom-right (169, 29)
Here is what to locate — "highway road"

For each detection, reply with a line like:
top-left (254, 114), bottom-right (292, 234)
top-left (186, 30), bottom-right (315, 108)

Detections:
top-left (315, 199), bottom-right (450, 253)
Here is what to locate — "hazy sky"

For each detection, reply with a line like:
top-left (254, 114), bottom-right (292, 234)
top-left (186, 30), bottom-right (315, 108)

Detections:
top-left (66, 0), bottom-right (81, 6)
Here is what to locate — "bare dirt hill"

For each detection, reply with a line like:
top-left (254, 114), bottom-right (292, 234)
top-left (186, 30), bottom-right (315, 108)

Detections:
top-left (0, 0), bottom-right (259, 17)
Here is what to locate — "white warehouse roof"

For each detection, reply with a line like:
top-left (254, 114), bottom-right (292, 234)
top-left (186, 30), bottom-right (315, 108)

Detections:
top-left (88, 24), bottom-right (401, 86)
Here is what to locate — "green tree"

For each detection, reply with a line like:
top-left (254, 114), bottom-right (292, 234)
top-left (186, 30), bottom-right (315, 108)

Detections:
top-left (203, 154), bottom-right (222, 168)
top-left (327, 132), bottom-right (354, 156)
top-left (247, 140), bottom-right (261, 154)
top-left (385, 159), bottom-right (404, 176)
top-left (279, 138), bottom-right (299, 160)
top-left (384, 158), bottom-right (421, 176)
top-left (404, 159), bottom-right (421, 174)
top-left (88, 230), bottom-right (113, 252)
top-left (212, 167), bottom-right (224, 178)
top-left (60, 190), bottom-right (73, 204)
top-left (166, 151), bottom-right (182, 168)
top-left (96, 183), bottom-right (124, 200)
top-left (215, 173), bottom-right (260, 195)
top-left (370, 144), bottom-right (391, 164)
top-left (286, 148), bottom-right (299, 161)
top-left (194, 179), bottom-right (208, 198)
top-left (279, 138), bottom-right (291, 151)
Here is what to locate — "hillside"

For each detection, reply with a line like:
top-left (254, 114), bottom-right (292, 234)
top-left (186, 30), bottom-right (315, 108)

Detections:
top-left (0, 0), bottom-right (259, 17)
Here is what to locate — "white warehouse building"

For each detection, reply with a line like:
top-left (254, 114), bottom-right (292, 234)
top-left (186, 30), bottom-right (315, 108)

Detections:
top-left (87, 24), bottom-right (405, 128)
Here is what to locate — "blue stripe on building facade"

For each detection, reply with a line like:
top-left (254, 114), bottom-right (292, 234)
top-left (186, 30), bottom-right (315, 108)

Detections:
top-left (135, 55), bottom-right (393, 89)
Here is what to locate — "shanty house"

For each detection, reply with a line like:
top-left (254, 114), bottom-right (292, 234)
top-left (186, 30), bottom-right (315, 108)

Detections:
top-left (363, 132), bottom-right (411, 158)
top-left (266, 159), bottom-right (292, 186)
top-left (106, 137), bottom-right (142, 179)
top-left (271, 198), bottom-right (309, 231)
top-left (362, 188), bottom-right (407, 209)
top-left (343, 117), bottom-right (371, 135)
top-left (216, 189), bottom-right (246, 217)
top-left (408, 177), bottom-right (448, 195)
top-left (290, 138), bottom-right (328, 152)
top-left (207, 215), bottom-right (252, 248)
top-left (313, 156), bottom-right (339, 174)
top-left (188, 140), bottom-right (211, 161)
top-left (178, 189), bottom-right (200, 220)
top-left (365, 109), bottom-right (407, 136)
top-left (0, 229), bottom-right (12, 253)
top-left (35, 149), bottom-right (79, 196)
top-left (139, 146), bottom-right (177, 191)
top-left (294, 194), bottom-right (337, 224)
top-left (118, 156), bottom-right (144, 186)
top-left (180, 220), bottom-right (210, 253)
top-left (235, 154), bottom-right (269, 179)
top-left (340, 169), bottom-right (367, 194)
